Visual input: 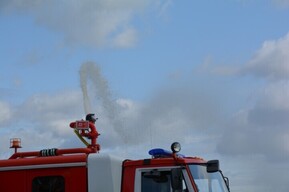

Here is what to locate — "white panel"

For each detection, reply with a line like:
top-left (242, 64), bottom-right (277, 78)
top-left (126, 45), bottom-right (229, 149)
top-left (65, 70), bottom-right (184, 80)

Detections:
top-left (87, 153), bottom-right (122, 192)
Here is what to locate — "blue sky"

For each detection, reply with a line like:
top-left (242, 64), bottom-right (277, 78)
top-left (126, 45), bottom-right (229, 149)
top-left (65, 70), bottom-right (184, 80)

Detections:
top-left (1, 1), bottom-right (289, 191)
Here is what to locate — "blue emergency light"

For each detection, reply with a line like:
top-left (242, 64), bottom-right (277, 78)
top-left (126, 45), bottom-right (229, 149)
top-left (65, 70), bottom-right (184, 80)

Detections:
top-left (149, 148), bottom-right (172, 158)
top-left (148, 142), bottom-right (185, 158)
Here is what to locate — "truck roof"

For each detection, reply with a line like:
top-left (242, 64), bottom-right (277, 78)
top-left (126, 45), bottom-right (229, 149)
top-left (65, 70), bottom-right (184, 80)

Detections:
top-left (123, 156), bottom-right (207, 168)
top-left (0, 154), bottom-right (87, 171)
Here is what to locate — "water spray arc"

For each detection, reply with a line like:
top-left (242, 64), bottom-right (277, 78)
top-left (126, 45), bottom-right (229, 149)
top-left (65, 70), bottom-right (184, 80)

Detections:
top-left (79, 62), bottom-right (127, 143)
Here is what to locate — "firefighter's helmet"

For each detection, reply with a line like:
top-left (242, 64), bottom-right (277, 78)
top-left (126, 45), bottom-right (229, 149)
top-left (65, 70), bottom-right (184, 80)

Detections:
top-left (86, 113), bottom-right (98, 123)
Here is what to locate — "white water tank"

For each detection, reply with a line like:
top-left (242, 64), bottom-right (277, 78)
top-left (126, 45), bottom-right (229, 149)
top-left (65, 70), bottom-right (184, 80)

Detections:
top-left (87, 153), bottom-right (123, 192)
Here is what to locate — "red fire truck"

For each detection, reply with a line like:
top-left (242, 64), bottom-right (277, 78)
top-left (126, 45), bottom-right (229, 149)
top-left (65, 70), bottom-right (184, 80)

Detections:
top-left (0, 114), bottom-right (230, 192)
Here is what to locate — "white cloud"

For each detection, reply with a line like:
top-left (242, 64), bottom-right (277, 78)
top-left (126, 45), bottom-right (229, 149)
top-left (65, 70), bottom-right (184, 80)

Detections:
top-left (112, 27), bottom-right (138, 48)
top-left (217, 81), bottom-right (289, 161)
top-left (240, 33), bottom-right (289, 80)
top-left (1, 0), bottom-right (170, 48)
top-left (272, 0), bottom-right (289, 7)
top-left (0, 101), bottom-right (11, 125)
top-left (199, 33), bottom-right (289, 156)
top-left (255, 81), bottom-right (289, 110)
top-left (200, 32), bottom-right (289, 191)
top-left (155, 0), bottom-right (173, 18)
top-left (214, 83), bottom-right (289, 192)
top-left (0, 90), bottom-right (85, 153)
top-left (17, 90), bottom-right (84, 121)
top-left (202, 32), bottom-right (289, 80)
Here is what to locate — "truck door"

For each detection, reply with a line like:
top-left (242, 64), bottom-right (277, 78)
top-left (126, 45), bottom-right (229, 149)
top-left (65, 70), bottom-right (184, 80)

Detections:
top-left (135, 167), bottom-right (195, 192)
top-left (27, 167), bottom-right (87, 192)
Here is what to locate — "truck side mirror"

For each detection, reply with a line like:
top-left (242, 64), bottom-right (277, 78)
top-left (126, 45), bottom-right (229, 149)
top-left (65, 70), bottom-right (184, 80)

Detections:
top-left (171, 168), bottom-right (183, 191)
top-left (207, 160), bottom-right (219, 173)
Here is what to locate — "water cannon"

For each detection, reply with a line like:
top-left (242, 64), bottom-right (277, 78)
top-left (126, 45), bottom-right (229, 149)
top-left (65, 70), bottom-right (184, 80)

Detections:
top-left (70, 114), bottom-right (100, 152)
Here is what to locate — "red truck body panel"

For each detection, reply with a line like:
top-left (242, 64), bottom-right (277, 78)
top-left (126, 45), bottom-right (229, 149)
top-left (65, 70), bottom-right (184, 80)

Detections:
top-left (0, 154), bottom-right (88, 192)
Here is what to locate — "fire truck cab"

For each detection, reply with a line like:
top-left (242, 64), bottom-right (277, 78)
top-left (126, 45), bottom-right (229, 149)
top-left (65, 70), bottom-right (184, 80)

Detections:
top-left (0, 115), bottom-right (230, 192)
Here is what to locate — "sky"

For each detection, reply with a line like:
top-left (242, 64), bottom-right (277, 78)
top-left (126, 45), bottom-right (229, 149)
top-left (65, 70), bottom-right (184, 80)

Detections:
top-left (1, 0), bottom-right (289, 191)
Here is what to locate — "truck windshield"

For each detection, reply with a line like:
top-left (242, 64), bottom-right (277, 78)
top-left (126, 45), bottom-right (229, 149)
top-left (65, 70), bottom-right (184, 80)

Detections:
top-left (189, 165), bottom-right (229, 192)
